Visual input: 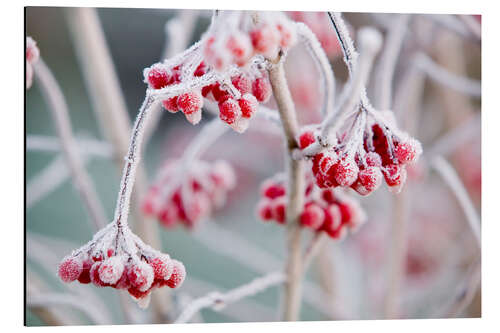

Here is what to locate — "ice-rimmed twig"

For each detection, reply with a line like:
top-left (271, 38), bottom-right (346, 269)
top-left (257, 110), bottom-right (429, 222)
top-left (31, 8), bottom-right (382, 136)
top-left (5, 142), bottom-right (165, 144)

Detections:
top-left (27, 134), bottom-right (113, 158)
top-left (431, 156), bottom-right (481, 246)
top-left (373, 14), bottom-right (411, 110)
top-left (175, 272), bottom-right (286, 323)
top-left (415, 52), bottom-right (481, 97)
top-left (34, 59), bottom-right (108, 230)
top-left (267, 51), bottom-right (306, 321)
top-left (296, 22), bottom-right (336, 115)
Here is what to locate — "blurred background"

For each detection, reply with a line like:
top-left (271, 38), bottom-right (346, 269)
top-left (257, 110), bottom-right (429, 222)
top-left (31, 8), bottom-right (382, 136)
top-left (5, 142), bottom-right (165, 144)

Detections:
top-left (25, 7), bottom-right (481, 325)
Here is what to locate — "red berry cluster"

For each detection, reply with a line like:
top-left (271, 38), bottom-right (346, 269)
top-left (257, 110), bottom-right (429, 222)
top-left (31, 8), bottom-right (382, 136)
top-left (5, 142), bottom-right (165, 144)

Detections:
top-left (26, 37), bottom-right (40, 90)
top-left (203, 12), bottom-right (297, 71)
top-left (299, 116), bottom-right (422, 195)
top-left (142, 159), bottom-right (236, 229)
top-left (58, 232), bottom-right (185, 307)
top-left (145, 62), bottom-right (205, 125)
top-left (256, 173), bottom-right (366, 240)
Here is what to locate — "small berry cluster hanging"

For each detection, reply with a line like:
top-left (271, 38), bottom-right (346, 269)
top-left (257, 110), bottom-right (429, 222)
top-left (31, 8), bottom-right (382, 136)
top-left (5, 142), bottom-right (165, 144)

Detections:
top-left (142, 159), bottom-right (236, 229)
top-left (299, 110), bottom-right (422, 195)
top-left (58, 223), bottom-right (185, 307)
top-left (256, 172), bottom-right (366, 240)
top-left (143, 11), bottom-right (298, 133)
top-left (26, 37), bottom-right (40, 90)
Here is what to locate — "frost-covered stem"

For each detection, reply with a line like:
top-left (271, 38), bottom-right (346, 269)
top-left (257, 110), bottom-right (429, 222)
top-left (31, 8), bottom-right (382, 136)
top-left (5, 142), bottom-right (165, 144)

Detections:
top-left (267, 55), bottom-right (305, 321)
top-left (431, 156), bottom-right (481, 246)
top-left (66, 8), bottom-right (170, 320)
top-left (321, 14), bottom-right (382, 145)
top-left (175, 272), bottom-right (286, 323)
top-left (415, 53), bottom-right (481, 97)
top-left (384, 188), bottom-right (409, 318)
top-left (113, 94), bottom-right (157, 230)
top-left (27, 134), bottom-right (113, 159)
top-left (374, 14), bottom-right (410, 110)
top-left (296, 22), bottom-right (336, 115)
top-left (34, 59), bottom-right (108, 230)
top-left (425, 113), bottom-right (481, 158)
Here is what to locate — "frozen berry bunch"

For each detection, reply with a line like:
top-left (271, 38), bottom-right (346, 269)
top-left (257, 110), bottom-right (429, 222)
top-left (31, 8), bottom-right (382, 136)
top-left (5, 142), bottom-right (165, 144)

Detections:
top-left (203, 11), bottom-right (297, 71)
top-left (58, 223), bottom-right (186, 308)
top-left (26, 36), bottom-right (40, 90)
top-left (142, 159), bottom-right (236, 229)
top-left (298, 111), bottom-right (422, 195)
top-left (143, 11), bottom-right (298, 133)
top-left (256, 173), bottom-right (366, 240)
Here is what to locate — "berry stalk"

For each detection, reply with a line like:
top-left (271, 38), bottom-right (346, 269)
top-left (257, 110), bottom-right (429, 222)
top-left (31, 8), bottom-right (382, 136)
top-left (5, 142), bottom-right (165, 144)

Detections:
top-left (267, 54), bottom-right (306, 321)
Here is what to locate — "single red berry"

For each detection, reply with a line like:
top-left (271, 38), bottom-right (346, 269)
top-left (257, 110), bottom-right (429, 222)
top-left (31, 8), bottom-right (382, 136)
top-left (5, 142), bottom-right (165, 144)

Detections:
top-left (194, 61), bottom-right (208, 77)
top-left (238, 94), bottom-right (259, 118)
top-left (321, 189), bottom-right (336, 204)
top-left (298, 131), bottom-right (315, 149)
top-left (232, 75), bottom-right (252, 95)
top-left (322, 205), bottom-right (342, 238)
top-left (58, 257), bottom-right (83, 283)
top-left (211, 83), bottom-right (230, 102)
top-left (219, 98), bottom-right (240, 125)
top-left (165, 260), bottom-right (186, 289)
top-left (300, 203), bottom-right (325, 230)
top-left (77, 259), bottom-right (93, 284)
top-left (365, 152), bottom-right (382, 167)
top-left (162, 97), bottom-right (179, 113)
top-left (272, 198), bottom-right (287, 224)
top-left (276, 21), bottom-right (296, 48)
top-left (201, 84), bottom-right (214, 97)
top-left (334, 158), bottom-right (359, 187)
top-left (358, 167), bottom-right (383, 192)
top-left (249, 25), bottom-right (280, 58)
top-left (127, 262), bottom-right (154, 292)
top-left (107, 249), bottom-right (114, 257)
top-left (90, 262), bottom-right (110, 287)
top-left (146, 66), bottom-right (170, 89)
top-left (257, 200), bottom-right (274, 221)
top-left (177, 91), bottom-right (203, 115)
top-left (98, 257), bottom-right (125, 284)
top-left (383, 164), bottom-right (405, 187)
top-left (226, 34), bottom-right (252, 66)
top-left (252, 77), bottom-right (272, 103)
top-left (158, 204), bottom-right (179, 228)
top-left (394, 139), bottom-right (421, 164)
top-left (113, 266), bottom-right (131, 290)
top-left (128, 286), bottom-right (152, 300)
top-left (92, 252), bottom-right (103, 262)
top-left (150, 256), bottom-right (173, 281)
top-left (261, 180), bottom-right (286, 199)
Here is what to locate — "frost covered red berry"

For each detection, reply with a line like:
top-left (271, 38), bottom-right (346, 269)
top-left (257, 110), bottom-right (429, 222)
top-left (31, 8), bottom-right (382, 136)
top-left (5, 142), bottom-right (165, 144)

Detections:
top-left (142, 159), bottom-right (236, 229)
top-left (256, 172), bottom-right (366, 240)
top-left (58, 222), bottom-right (185, 308)
top-left (26, 36), bottom-right (40, 90)
top-left (298, 111), bottom-right (422, 195)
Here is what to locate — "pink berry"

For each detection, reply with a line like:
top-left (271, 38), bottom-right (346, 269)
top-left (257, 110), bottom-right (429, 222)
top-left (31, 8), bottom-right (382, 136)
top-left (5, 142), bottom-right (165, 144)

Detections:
top-left (334, 158), bottom-right (359, 187)
top-left (365, 152), bottom-right (382, 167)
top-left (77, 259), bottom-right (93, 284)
top-left (272, 198), bottom-right (287, 224)
top-left (394, 139), bottom-right (421, 164)
top-left (58, 257), bottom-right (83, 283)
top-left (252, 77), bottom-right (272, 103)
top-left (177, 91), bottom-right (203, 115)
top-left (219, 98), bottom-right (240, 125)
top-left (226, 34), bottom-right (252, 66)
top-left (232, 75), bottom-right (252, 95)
top-left (150, 256), bottom-right (173, 281)
top-left (250, 25), bottom-right (280, 58)
top-left (300, 203), bottom-right (325, 230)
top-left (146, 66), bottom-right (170, 89)
top-left (238, 93), bottom-right (259, 118)
top-left (358, 167), bottom-right (383, 192)
top-left (162, 97), bottom-right (179, 113)
top-left (165, 260), bottom-right (186, 289)
top-left (257, 200), bottom-right (274, 221)
top-left (158, 204), bottom-right (179, 228)
top-left (298, 131), bottom-right (315, 149)
top-left (276, 21), bottom-right (296, 48)
top-left (98, 257), bottom-right (125, 284)
top-left (127, 262), bottom-right (154, 292)
top-left (90, 262), bottom-right (110, 287)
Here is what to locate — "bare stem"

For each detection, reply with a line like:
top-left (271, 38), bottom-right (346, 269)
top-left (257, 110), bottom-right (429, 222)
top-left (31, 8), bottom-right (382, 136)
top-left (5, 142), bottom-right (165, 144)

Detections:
top-left (175, 272), bottom-right (286, 323)
top-left (267, 55), bottom-right (305, 321)
top-left (34, 59), bottom-right (108, 230)
top-left (374, 14), bottom-right (410, 110)
top-left (431, 156), bottom-right (481, 246)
